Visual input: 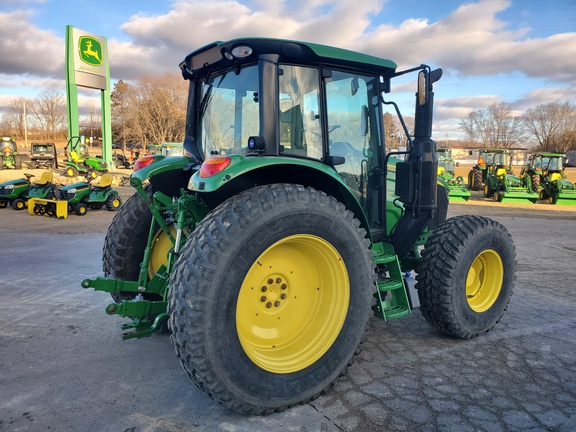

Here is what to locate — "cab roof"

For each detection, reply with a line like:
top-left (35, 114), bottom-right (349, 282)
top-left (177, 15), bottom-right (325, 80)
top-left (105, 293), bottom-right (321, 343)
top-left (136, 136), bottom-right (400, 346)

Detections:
top-left (180, 37), bottom-right (397, 79)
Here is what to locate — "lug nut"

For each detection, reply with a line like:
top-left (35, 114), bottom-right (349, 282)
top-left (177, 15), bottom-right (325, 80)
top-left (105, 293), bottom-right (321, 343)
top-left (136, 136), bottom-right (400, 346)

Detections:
top-left (266, 302), bottom-right (272, 308)
top-left (267, 278), bottom-right (273, 284)
top-left (281, 283), bottom-right (287, 290)
top-left (261, 286), bottom-right (267, 292)
top-left (274, 301), bottom-right (281, 307)
top-left (276, 277), bottom-right (282, 283)
top-left (280, 293), bottom-right (286, 299)
top-left (260, 296), bottom-right (267, 302)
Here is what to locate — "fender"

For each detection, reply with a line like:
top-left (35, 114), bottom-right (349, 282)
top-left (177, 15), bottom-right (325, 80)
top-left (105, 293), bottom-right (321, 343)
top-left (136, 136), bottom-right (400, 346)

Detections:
top-left (187, 154), bottom-right (371, 239)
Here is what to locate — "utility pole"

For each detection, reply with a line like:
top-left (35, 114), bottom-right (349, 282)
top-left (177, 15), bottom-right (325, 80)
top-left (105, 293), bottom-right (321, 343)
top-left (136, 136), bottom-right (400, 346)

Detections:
top-left (22, 100), bottom-right (28, 147)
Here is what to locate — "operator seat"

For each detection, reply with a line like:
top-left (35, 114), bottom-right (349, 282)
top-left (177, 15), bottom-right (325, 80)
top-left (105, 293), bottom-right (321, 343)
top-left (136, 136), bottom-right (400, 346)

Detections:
top-left (32, 171), bottom-right (53, 185)
top-left (93, 173), bottom-right (113, 188)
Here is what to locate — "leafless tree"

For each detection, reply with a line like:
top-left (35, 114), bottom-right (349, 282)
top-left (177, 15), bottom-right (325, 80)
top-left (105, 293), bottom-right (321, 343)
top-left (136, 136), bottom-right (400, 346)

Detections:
top-left (28, 89), bottom-right (67, 140)
top-left (460, 102), bottom-right (525, 148)
top-left (522, 101), bottom-right (576, 152)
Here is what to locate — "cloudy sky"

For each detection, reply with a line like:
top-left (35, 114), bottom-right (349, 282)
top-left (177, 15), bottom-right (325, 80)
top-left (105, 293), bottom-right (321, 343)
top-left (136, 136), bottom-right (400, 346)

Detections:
top-left (0, 0), bottom-right (575, 140)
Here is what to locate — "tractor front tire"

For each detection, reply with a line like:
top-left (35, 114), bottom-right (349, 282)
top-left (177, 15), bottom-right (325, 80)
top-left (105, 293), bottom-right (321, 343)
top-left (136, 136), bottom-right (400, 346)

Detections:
top-left (417, 215), bottom-right (515, 339)
top-left (0, 201), bottom-right (7, 208)
top-left (169, 184), bottom-right (374, 414)
top-left (75, 202), bottom-right (88, 216)
top-left (102, 186), bottom-right (163, 303)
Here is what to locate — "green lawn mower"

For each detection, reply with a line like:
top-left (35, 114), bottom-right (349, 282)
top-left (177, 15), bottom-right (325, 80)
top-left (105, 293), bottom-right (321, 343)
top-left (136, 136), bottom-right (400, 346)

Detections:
top-left (28, 173), bottom-right (121, 218)
top-left (0, 171), bottom-right (60, 210)
top-left (64, 136), bottom-right (108, 178)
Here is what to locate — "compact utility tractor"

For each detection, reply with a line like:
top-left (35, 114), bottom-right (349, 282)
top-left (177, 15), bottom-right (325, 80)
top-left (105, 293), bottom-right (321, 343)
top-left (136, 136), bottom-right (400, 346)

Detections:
top-left (1, 137), bottom-right (23, 170)
top-left (64, 136), bottom-right (108, 178)
top-left (437, 156), bottom-right (470, 202)
top-left (82, 38), bottom-right (516, 414)
top-left (482, 151), bottom-right (538, 204)
top-left (467, 148), bottom-right (512, 191)
top-left (526, 153), bottom-right (576, 205)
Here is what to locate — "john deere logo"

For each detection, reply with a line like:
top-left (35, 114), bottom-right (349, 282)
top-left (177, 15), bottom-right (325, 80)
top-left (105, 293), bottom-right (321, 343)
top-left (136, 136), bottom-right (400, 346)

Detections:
top-left (79, 36), bottom-right (102, 66)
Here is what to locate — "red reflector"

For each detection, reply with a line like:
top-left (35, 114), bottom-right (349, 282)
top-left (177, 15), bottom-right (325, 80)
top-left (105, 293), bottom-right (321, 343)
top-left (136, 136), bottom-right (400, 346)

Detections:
top-left (200, 156), bottom-right (231, 178)
top-left (133, 156), bottom-right (156, 171)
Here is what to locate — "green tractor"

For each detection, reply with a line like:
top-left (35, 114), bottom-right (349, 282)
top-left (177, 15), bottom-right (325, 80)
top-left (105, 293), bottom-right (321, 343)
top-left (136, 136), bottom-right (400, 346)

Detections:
top-left (64, 136), bottom-right (108, 178)
top-left (82, 38), bottom-right (516, 414)
top-left (467, 148), bottom-right (511, 191)
top-left (1, 137), bottom-right (23, 170)
top-left (483, 151), bottom-right (538, 204)
top-left (437, 154), bottom-right (470, 202)
top-left (526, 153), bottom-right (576, 205)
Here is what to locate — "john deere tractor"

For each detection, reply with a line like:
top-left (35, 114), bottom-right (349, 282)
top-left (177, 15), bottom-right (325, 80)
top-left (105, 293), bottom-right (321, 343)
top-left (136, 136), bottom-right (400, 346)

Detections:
top-left (483, 151), bottom-right (538, 204)
top-left (64, 136), bottom-right (108, 178)
top-left (468, 148), bottom-right (512, 191)
top-left (527, 153), bottom-right (576, 205)
top-left (82, 38), bottom-right (516, 414)
top-left (437, 152), bottom-right (470, 202)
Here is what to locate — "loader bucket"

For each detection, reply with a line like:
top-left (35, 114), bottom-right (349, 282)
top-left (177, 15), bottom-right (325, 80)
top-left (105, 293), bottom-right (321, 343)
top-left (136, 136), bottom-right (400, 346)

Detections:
top-left (27, 197), bottom-right (68, 218)
top-left (497, 190), bottom-right (539, 204)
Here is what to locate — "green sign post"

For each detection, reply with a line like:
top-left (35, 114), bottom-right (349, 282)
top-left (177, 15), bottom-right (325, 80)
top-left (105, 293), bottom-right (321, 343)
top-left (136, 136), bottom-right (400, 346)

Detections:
top-left (65, 26), bottom-right (112, 165)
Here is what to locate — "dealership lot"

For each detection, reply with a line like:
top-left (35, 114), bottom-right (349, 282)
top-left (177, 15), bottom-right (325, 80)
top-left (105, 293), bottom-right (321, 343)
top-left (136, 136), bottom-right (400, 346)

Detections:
top-left (1, 193), bottom-right (575, 431)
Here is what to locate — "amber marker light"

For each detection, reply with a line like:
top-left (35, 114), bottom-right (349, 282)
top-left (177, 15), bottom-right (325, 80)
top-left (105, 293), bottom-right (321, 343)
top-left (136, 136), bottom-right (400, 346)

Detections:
top-left (199, 156), bottom-right (231, 178)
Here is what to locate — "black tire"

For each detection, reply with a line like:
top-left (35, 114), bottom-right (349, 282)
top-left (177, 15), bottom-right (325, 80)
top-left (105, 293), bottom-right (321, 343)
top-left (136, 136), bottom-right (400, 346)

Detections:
top-left (65, 166), bottom-right (78, 178)
top-left (0, 156), bottom-right (4, 169)
top-left (14, 156), bottom-right (22, 170)
top-left (417, 215), bottom-right (515, 339)
top-left (531, 174), bottom-right (540, 192)
top-left (169, 184), bottom-right (374, 415)
top-left (12, 198), bottom-right (26, 210)
top-left (0, 201), bottom-right (7, 208)
top-left (539, 189), bottom-right (549, 200)
top-left (473, 167), bottom-right (483, 191)
top-left (483, 181), bottom-right (493, 198)
top-left (75, 202), bottom-right (88, 216)
top-left (90, 203), bottom-right (104, 210)
top-left (102, 186), bottom-right (162, 302)
top-left (105, 193), bottom-right (121, 211)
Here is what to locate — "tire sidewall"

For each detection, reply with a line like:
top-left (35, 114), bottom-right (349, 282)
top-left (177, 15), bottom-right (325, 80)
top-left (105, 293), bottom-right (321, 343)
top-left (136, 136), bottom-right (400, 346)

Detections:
top-left (446, 224), bottom-right (515, 334)
top-left (171, 185), bottom-right (373, 406)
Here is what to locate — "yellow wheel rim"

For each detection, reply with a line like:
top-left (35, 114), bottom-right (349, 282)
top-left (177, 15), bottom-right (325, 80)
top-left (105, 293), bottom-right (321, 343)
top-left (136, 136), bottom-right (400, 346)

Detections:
top-left (112, 198), bottom-right (120, 208)
top-left (466, 249), bottom-right (503, 312)
top-left (236, 234), bottom-right (349, 374)
top-left (148, 226), bottom-right (176, 278)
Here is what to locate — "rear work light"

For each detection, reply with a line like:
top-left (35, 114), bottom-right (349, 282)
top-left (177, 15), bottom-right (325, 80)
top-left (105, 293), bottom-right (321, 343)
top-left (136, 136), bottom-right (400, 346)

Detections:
top-left (200, 156), bottom-right (231, 178)
top-left (133, 156), bottom-right (156, 171)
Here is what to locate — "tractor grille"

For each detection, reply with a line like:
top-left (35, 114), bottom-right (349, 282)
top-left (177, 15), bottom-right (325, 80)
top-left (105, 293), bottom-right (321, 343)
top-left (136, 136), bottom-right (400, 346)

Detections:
top-left (66, 191), bottom-right (76, 200)
top-left (0, 187), bottom-right (7, 195)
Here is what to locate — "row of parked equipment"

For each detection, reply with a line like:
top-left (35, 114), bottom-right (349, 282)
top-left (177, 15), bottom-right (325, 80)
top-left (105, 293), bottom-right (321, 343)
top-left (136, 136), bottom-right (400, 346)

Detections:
top-left (437, 148), bottom-right (576, 205)
top-left (0, 171), bottom-right (121, 218)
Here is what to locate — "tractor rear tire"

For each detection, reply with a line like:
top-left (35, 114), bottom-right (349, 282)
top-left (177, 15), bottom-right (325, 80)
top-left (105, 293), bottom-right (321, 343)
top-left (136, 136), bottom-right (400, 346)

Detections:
top-left (169, 184), bottom-right (374, 415)
top-left (417, 215), bottom-right (515, 339)
top-left (0, 201), bottom-right (7, 208)
top-left (102, 186), bottom-right (163, 303)
top-left (472, 167), bottom-right (483, 191)
top-left (66, 166), bottom-right (78, 178)
top-left (531, 174), bottom-right (540, 192)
